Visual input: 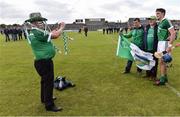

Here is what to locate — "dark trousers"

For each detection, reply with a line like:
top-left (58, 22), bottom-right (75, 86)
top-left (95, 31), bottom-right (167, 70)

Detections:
top-left (125, 60), bottom-right (142, 72)
top-left (34, 59), bottom-right (54, 107)
top-left (85, 32), bottom-right (87, 37)
top-left (146, 51), bottom-right (158, 77)
top-left (18, 34), bottom-right (23, 40)
top-left (5, 34), bottom-right (10, 42)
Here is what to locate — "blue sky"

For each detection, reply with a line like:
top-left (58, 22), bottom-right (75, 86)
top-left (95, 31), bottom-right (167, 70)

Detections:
top-left (0, 0), bottom-right (179, 24)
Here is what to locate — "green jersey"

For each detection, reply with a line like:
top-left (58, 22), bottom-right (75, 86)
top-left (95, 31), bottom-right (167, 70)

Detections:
top-left (27, 28), bottom-right (56, 60)
top-left (147, 27), bottom-right (154, 51)
top-left (123, 27), bottom-right (144, 48)
top-left (157, 18), bottom-right (173, 41)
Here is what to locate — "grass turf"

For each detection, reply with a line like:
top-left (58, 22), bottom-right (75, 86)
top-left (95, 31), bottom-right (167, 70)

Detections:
top-left (0, 31), bottom-right (180, 116)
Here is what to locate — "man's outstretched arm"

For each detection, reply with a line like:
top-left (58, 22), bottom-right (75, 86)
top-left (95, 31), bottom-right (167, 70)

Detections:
top-left (51, 22), bottom-right (65, 39)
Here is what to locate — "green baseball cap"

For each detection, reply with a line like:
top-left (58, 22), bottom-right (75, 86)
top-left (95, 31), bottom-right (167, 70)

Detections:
top-left (25, 12), bottom-right (47, 23)
top-left (147, 16), bottom-right (157, 20)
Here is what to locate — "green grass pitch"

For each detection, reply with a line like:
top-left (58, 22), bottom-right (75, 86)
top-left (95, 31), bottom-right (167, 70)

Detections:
top-left (0, 31), bottom-right (180, 116)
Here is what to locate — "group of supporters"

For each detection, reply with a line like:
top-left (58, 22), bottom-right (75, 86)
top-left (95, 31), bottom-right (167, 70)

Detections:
top-left (121, 8), bottom-right (176, 86)
top-left (2, 27), bottom-right (26, 42)
top-left (103, 27), bottom-right (120, 34)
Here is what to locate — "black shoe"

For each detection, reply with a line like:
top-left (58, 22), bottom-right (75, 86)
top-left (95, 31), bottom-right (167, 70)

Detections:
top-left (143, 75), bottom-right (150, 78)
top-left (46, 105), bottom-right (62, 112)
top-left (122, 71), bottom-right (130, 74)
top-left (149, 77), bottom-right (157, 81)
top-left (53, 96), bottom-right (57, 100)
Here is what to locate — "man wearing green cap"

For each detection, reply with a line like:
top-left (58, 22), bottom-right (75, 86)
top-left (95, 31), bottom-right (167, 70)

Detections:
top-left (144, 16), bottom-right (158, 80)
top-left (155, 8), bottom-right (176, 85)
top-left (25, 12), bottom-right (65, 112)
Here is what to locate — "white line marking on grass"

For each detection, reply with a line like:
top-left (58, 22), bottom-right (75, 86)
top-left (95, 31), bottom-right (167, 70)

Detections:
top-left (166, 83), bottom-right (180, 97)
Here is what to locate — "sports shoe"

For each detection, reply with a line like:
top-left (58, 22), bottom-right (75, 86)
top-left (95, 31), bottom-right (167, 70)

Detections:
top-left (154, 76), bottom-right (168, 86)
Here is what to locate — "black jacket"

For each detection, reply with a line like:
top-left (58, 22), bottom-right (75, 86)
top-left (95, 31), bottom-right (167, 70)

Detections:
top-left (144, 24), bottom-right (158, 52)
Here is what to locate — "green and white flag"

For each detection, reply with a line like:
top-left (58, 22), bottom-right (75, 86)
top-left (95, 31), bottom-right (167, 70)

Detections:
top-left (116, 35), bottom-right (133, 61)
top-left (130, 43), bottom-right (155, 70)
top-left (116, 35), bottom-right (155, 70)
